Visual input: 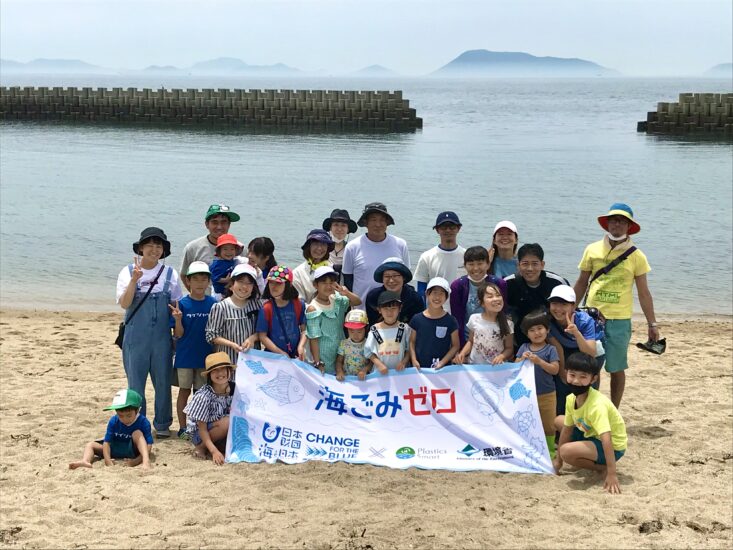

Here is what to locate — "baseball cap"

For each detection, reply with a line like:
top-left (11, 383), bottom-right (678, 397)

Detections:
top-left (103, 389), bottom-right (142, 411)
top-left (548, 285), bottom-right (576, 303)
top-left (493, 220), bottom-right (518, 235)
top-left (377, 290), bottom-right (402, 306)
top-left (313, 265), bottom-right (337, 281)
top-left (344, 309), bottom-right (369, 329)
top-left (433, 211), bottom-right (461, 229)
top-left (205, 204), bottom-right (240, 222)
top-left (231, 263), bottom-right (258, 279)
top-left (426, 277), bottom-right (451, 295)
top-left (186, 261), bottom-right (211, 277)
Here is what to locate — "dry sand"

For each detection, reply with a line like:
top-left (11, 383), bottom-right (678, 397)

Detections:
top-left (0, 309), bottom-right (731, 549)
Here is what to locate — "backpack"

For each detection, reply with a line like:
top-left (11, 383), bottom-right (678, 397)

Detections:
top-left (262, 299), bottom-right (304, 333)
top-left (577, 306), bottom-right (606, 342)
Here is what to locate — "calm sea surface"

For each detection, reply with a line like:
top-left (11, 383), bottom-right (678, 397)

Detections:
top-left (1, 76), bottom-right (731, 314)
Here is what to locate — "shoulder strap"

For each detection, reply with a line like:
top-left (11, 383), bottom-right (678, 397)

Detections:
top-left (124, 264), bottom-right (165, 325)
top-left (370, 325), bottom-right (384, 345)
top-left (263, 300), bottom-right (274, 332)
top-left (589, 246), bottom-right (637, 285)
top-left (395, 322), bottom-right (406, 343)
top-left (293, 299), bottom-right (303, 323)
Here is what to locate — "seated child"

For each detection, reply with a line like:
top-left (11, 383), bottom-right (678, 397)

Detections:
top-left (409, 278), bottom-right (460, 369)
top-left (69, 389), bottom-right (153, 470)
top-left (515, 309), bottom-right (559, 456)
top-left (210, 233), bottom-right (244, 300)
top-left (554, 352), bottom-right (627, 494)
top-left (336, 309), bottom-right (371, 381)
top-left (364, 291), bottom-right (412, 374)
top-left (183, 352), bottom-right (236, 466)
top-left (455, 281), bottom-right (513, 365)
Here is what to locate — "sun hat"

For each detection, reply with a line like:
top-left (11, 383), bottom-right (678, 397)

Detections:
top-left (205, 203), bottom-right (240, 222)
top-left (344, 309), bottom-right (369, 329)
top-left (548, 285), bottom-right (576, 303)
top-left (215, 233), bottom-right (244, 255)
top-left (357, 202), bottom-right (395, 227)
top-left (103, 389), bottom-right (143, 411)
top-left (301, 229), bottom-right (335, 252)
top-left (313, 265), bottom-right (338, 281)
top-left (377, 290), bottom-right (403, 306)
top-left (374, 256), bottom-right (413, 284)
top-left (433, 211), bottom-right (462, 229)
top-left (133, 227), bottom-right (171, 258)
top-left (493, 220), bottom-right (518, 235)
top-left (231, 263), bottom-right (258, 280)
top-left (426, 277), bottom-right (451, 295)
top-left (201, 351), bottom-right (237, 378)
top-left (598, 203), bottom-right (641, 235)
top-left (186, 261), bottom-right (211, 277)
top-left (322, 208), bottom-right (358, 234)
top-left (266, 265), bottom-right (293, 284)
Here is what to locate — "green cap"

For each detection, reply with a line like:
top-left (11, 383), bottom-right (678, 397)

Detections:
top-left (205, 204), bottom-right (240, 222)
top-left (103, 389), bottom-right (143, 410)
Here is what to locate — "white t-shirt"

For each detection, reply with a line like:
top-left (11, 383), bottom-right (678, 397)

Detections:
top-left (466, 313), bottom-right (514, 364)
top-left (363, 323), bottom-right (412, 370)
top-left (292, 261), bottom-right (326, 304)
top-left (116, 263), bottom-right (184, 304)
top-left (342, 234), bottom-right (410, 309)
top-left (414, 245), bottom-right (466, 312)
top-left (179, 235), bottom-right (216, 278)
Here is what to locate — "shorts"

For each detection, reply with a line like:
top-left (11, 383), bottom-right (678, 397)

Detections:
top-left (571, 428), bottom-right (625, 465)
top-left (173, 368), bottom-right (205, 390)
top-left (603, 319), bottom-right (632, 373)
top-left (96, 438), bottom-right (139, 459)
top-left (190, 421), bottom-right (215, 446)
top-left (536, 392), bottom-right (557, 436)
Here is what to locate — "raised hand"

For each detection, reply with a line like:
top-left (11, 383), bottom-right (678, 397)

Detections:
top-left (131, 256), bottom-right (144, 282)
top-left (168, 300), bottom-right (182, 321)
top-left (564, 311), bottom-right (578, 335)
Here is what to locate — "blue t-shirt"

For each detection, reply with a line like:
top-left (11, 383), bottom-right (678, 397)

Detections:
top-left (464, 281), bottom-right (483, 338)
top-left (516, 343), bottom-right (559, 395)
top-left (210, 259), bottom-right (238, 294)
top-left (549, 310), bottom-right (596, 355)
top-left (492, 257), bottom-right (518, 279)
top-left (409, 312), bottom-right (459, 369)
top-left (103, 414), bottom-right (154, 445)
top-left (174, 295), bottom-right (217, 370)
top-left (255, 299), bottom-right (306, 357)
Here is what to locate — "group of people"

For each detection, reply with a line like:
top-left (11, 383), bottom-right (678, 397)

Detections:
top-left (71, 200), bottom-right (661, 493)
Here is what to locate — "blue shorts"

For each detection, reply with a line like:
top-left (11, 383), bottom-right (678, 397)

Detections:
top-left (571, 428), bottom-right (625, 464)
top-left (190, 422), bottom-right (215, 446)
top-left (603, 319), bottom-right (632, 373)
top-left (96, 438), bottom-right (139, 459)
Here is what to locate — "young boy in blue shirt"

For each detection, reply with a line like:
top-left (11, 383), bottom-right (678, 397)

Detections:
top-left (69, 389), bottom-right (153, 470)
top-left (170, 261), bottom-right (217, 439)
top-left (554, 352), bottom-right (627, 494)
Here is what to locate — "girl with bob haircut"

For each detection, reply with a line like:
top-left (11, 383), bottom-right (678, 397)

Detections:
top-left (256, 266), bottom-right (307, 360)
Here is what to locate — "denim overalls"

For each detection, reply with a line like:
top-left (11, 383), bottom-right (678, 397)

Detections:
top-left (122, 264), bottom-right (173, 431)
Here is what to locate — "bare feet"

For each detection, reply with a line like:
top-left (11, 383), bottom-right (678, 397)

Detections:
top-left (69, 460), bottom-right (92, 470)
top-left (192, 448), bottom-right (208, 460)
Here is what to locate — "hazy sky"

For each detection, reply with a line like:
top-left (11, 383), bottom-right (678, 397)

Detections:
top-left (1, 0), bottom-right (731, 76)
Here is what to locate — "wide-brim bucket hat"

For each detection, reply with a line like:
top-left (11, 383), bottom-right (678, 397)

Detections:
top-left (374, 256), bottom-right (413, 284)
top-left (301, 229), bottom-right (335, 253)
top-left (133, 227), bottom-right (171, 258)
top-left (201, 352), bottom-right (237, 378)
top-left (357, 202), bottom-right (395, 227)
top-left (322, 208), bottom-right (358, 234)
top-left (598, 203), bottom-right (641, 235)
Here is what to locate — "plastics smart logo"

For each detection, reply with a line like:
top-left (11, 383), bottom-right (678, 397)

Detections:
top-left (395, 446), bottom-right (415, 459)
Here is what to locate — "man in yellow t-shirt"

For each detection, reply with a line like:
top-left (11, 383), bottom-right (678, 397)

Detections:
top-left (573, 203), bottom-right (661, 409)
top-left (554, 352), bottom-right (627, 494)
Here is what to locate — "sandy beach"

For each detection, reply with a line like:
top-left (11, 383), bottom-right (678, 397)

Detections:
top-left (0, 308), bottom-right (731, 549)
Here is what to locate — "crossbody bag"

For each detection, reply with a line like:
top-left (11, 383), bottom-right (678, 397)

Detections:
top-left (114, 264), bottom-right (166, 348)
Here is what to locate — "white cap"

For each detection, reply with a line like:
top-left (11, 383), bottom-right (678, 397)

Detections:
top-left (493, 220), bottom-right (518, 235)
top-left (426, 277), bottom-right (451, 295)
top-left (548, 285), bottom-right (576, 303)
top-left (186, 261), bottom-right (211, 277)
top-left (231, 263), bottom-right (258, 279)
top-left (313, 265), bottom-right (337, 280)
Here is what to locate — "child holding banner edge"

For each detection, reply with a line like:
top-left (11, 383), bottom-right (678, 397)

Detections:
top-left (409, 278), bottom-right (460, 369)
top-left (554, 352), bottom-right (627, 494)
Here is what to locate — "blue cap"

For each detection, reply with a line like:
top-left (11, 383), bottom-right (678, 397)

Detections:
top-left (433, 211), bottom-right (461, 229)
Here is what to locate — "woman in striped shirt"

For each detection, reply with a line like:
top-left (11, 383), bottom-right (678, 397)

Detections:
top-left (205, 263), bottom-right (263, 364)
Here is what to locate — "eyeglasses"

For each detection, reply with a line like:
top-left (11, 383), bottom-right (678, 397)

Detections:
top-left (382, 274), bottom-right (403, 281)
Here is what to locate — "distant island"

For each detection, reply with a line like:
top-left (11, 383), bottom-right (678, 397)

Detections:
top-left (0, 58), bottom-right (114, 74)
top-left (432, 49), bottom-right (617, 77)
top-left (704, 63), bottom-right (733, 78)
top-left (352, 65), bottom-right (399, 77)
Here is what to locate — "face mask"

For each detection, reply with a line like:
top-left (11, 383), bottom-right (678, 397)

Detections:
top-left (569, 383), bottom-right (592, 396)
top-left (606, 232), bottom-right (627, 242)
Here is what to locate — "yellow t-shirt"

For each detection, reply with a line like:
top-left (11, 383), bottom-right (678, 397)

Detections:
top-left (564, 388), bottom-right (627, 451)
top-left (578, 237), bottom-right (651, 319)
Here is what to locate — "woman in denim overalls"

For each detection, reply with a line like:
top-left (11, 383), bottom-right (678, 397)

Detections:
top-left (116, 227), bottom-right (184, 437)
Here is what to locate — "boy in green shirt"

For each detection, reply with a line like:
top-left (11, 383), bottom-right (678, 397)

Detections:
top-left (554, 352), bottom-right (627, 494)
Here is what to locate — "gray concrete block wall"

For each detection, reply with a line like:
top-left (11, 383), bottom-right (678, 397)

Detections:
top-left (638, 92), bottom-right (733, 135)
top-left (0, 87), bottom-right (422, 132)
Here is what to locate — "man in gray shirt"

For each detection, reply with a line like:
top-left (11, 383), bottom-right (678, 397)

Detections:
top-left (180, 204), bottom-right (240, 290)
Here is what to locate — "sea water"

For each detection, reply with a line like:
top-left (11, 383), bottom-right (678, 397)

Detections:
top-left (1, 76), bottom-right (731, 314)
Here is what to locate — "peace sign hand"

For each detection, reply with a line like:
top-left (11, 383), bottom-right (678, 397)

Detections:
top-left (131, 256), bottom-right (144, 282)
top-left (168, 300), bottom-right (182, 321)
top-left (564, 311), bottom-right (579, 336)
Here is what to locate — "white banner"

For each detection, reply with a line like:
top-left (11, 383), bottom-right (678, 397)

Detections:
top-left (226, 350), bottom-right (553, 474)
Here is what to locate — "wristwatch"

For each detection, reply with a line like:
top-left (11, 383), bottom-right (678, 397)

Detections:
top-left (314, 360), bottom-right (325, 369)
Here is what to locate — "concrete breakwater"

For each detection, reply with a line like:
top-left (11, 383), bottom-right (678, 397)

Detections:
top-left (0, 87), bottom-right (422, 132)
top-left (637, 92), bottom-right (733, 136)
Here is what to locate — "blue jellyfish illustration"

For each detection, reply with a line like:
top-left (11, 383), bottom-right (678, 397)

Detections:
top-left (513, 406), bottom-right (537, 437)
top-left (508, 379), bottom-right (532, 402)
top-left (471, 379), bottom-right (503, 417)
top-left (228, 416), bottom-right (258, 463)
top-left (257, 371), bottom-right (305, 406)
